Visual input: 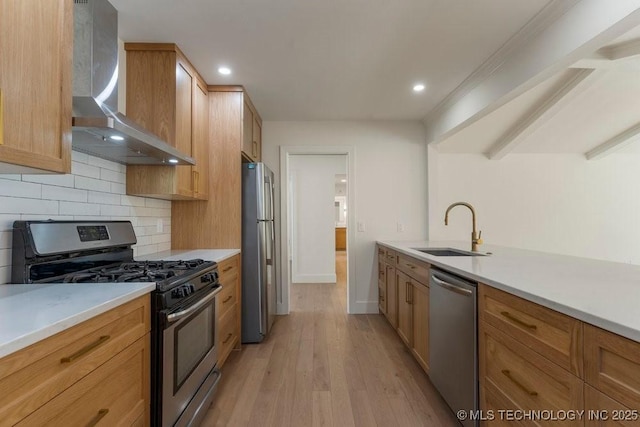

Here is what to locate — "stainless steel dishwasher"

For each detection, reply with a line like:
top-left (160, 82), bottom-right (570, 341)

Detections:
top-left (429, 268), bottom-right (477, 427)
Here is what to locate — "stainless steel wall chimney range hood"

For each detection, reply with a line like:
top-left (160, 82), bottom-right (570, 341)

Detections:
top-left (72, 0), bottom-right (194, 165)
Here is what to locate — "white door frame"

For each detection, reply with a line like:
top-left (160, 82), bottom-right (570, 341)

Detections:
top-left (279, 145), bottom-right (356, 314)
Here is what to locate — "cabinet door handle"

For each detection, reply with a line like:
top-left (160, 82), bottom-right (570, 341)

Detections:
top-left (61, 335), bottom-right (110, 364)
top-left (222, 266), bottom-right (233, 273)
top-left (194, 170), bottom-right (199, 193)
top-left (222, 333), bottom-right (233, 344)
top-left (223, 295), bottom-right (233, 303)
top-left (500, 311), bottom-right (537, 330)
top-left (252, 140), bottom-right (258, 157)
top-left (85, 408), bottom-right (109, 427)
top-left (501, 369), bottom-right (538, 396)
top-left (406, 281), bottom-right (411, 304)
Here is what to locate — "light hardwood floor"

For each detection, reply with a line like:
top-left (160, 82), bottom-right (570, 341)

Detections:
top-left (202, 251), bottom-right (459, 426)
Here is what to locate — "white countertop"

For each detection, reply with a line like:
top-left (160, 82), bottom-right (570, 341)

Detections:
top-left (137, 249), bottom-right (240, 263)
top-left (379, 240), bottom-right (640, 342)
top-left (0, 283), bottom-right (155, 358)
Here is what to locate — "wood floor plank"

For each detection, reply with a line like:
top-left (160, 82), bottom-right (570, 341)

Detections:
top-left (204, 250), bottom-right (459, 426)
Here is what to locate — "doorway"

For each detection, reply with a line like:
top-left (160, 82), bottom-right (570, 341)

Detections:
top-left (280, 146), bottom-right (356, 314)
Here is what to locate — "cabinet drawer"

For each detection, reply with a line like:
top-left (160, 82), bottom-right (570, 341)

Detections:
top-left (218, 255), bottom-right (239, 282)
top-left (585, 385), bottom-right (637, 427)
top-left (0, 296), bottom-right (150, 424)
top-left (479, 284), bottom-right (583, 377)
top-left (585, 324), bottom-right (640, 409)
top-left (384, 248), bottom-right (397, 266)
top-left (17, 335), bottom-right (149, 427)
top-left (397, 254), bottom-right (430, 283)
top-left (218, 304), bottom-right (238, 366)
top-left (479, 322), bottom-right (583, 426)
top-left (217, 274), bottom-right (238, 320)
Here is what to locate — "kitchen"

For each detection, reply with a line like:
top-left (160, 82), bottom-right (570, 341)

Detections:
top-left (2, 0), bottom-right (640, 426)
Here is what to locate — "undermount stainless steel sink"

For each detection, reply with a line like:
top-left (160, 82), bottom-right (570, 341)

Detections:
top-left (413, 248), bottom-right (487, 257)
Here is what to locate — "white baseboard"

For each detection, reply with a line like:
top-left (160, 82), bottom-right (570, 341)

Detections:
top-left (292, 273), bottom-right (337, 283)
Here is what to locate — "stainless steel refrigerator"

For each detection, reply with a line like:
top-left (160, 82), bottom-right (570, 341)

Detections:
top-left (242, 163), bottom-right (277, 343)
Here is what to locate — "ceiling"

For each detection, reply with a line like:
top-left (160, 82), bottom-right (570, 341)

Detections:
top-left (110, 0), bottom-right (551, 121)
top-left (437, 24), bottom-right (640, 158)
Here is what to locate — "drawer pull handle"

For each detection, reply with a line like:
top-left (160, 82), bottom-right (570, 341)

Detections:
top-left (61, 335), bottom-right (110, 364)
top-left (406, 263), bottom-right (416, 269)
top-left (222, 333), bottom-right (233, 344)
top-left (502, 370), bottom-right (538, 396)
top-left (85, 408), bottom-right (109, 427)
top-left (500, 311), bottom-right (537, 330)
top-left (222, 266), bottom-right (233, 273)
top-left (223, 295), bottom-right (233, 303)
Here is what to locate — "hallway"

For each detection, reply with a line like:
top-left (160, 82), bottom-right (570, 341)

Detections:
top-left (202, 251), bottom-right (459, 426)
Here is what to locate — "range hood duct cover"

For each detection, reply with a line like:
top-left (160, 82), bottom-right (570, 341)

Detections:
top-left (72, 0), bottom-right (194, 166)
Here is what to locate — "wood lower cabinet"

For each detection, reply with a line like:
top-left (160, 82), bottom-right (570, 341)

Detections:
top-left (124, 43), bottom-right (209, 200)
top-left (217, 254), bottom-right (242, 366)
top-left (411, 280), bottom-right (429, 373)
top-left (585, 385), bottom-right (637, 427)
top-left (0, 0), bottom-right (72, 174)
top-left (0, 296), bottom-right (150, 426)
top-left (396, 269), bottom-right (413, 346)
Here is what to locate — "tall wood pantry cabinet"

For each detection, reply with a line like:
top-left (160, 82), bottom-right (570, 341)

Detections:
top-left (0, 0), bottom-right (72, 173)
top-left (124, 43), bottom-right (209, 200)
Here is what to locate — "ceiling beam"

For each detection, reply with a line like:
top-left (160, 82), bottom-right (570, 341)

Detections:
top-left (585, 122), bottom-right (640, 160)
top-left (571, 37), bottom-right (640, 68)
top-left (487, 69), bottom-right (600, 160)
top-left (603, 37), bottom-right (640, 60)
top-left (423, 0), bottom-right (640, 145)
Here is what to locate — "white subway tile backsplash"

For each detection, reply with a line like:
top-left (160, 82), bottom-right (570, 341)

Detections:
top-left (71, 150), bottom-right (89, 163)
top-left (42, 185), bottom-right (88, 203)
top-left (111, 183), bottom-right (126, 194)
top-left (99, 204), bottom-right (131, 217)
top-left (100, 169), bottom-right (126, 184)
top-left (88, 191), bottom-right (121, 205)
top-left (0, 153), bottom-right (172, 284)
top-left (72, 161), bottom-right (101, 179)
top-left (88, 156), bottom-right (126, 173)
top-left (120, 195), bottom-right (146, 207)
top-left (0, 180), bottom-right (42, 198)
top-left (22, 174), bottom-right (75, 188)
top-left (75, 176), bottom-right (111, 192)
top-left (60, 201), bottom-right (101, 216)
top-left (0, 197), bottom-right (58, 215)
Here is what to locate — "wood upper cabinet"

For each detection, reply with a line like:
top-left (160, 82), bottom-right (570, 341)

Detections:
top-left (124, 43), bottom-right (209, 200)
top-left (0, 0), bottom-right (72, 174)
top-left (242, 98), bottom-right (262, 162)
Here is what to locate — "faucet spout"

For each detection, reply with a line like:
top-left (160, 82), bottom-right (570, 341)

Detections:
top-left (444, 202), bottom-right (482, 252)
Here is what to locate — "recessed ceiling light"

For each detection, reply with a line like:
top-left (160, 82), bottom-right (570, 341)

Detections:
top-left (413, 84), bottom-right (426, 92)
top-left (110, 135), bottom-right (124, 141)
top-left (168, 159), bottom-right (179, 164)
top-left (340, 179), bottom-right (347, 183)
top-left (218, 66), bottom-right (232, 75)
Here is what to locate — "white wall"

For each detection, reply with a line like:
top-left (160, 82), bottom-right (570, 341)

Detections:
top-left (290, 155), bottom-right (346, 283)
top-left (263, 121), bottom-right (428, 313)
top-left (0, 151), bottom-right (172, 284)
top-left (432, 152), bottom-right (640, 264)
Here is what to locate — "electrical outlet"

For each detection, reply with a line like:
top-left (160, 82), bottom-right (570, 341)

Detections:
top-left (156, 218), bottom-right (164, 233)
top-left (357, 222), bottom-right (366, 232)
top-left (397, 222), bottom-right (404, 232)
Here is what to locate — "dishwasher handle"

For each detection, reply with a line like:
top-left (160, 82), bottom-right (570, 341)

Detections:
top-left (430, 270), bottom-right (474, 297)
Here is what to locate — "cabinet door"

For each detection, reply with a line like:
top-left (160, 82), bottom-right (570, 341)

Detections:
top-left (192, 80), bottom-right (209, 199)
top-left (252, 117), bottom-right (262, 161)
top-left (396, 270), bottom-right (413, 346)
top-left (175, 62), bottom-right (193, 196)
top-left (385, 264), bottom-right (397, 328)
top-left (411, 280), bottom-right (429, 373)
top-left (242, 101), bottom-right (254, 161)
top-left (0, 0), bottom-right (72, 173)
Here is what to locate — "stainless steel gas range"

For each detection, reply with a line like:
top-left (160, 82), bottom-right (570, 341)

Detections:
top-left (11, 220), bottom-right (222, 427)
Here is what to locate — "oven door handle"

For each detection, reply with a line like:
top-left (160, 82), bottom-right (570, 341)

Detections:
top-left (166, 286), bottom-right (223, 324)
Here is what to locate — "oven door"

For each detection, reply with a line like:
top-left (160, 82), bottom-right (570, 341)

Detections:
top-left (160, 285), bottom-right (222, 427)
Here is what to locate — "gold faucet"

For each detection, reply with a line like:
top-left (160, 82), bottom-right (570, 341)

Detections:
top-left (444, 202), bottom-right (483, 252)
